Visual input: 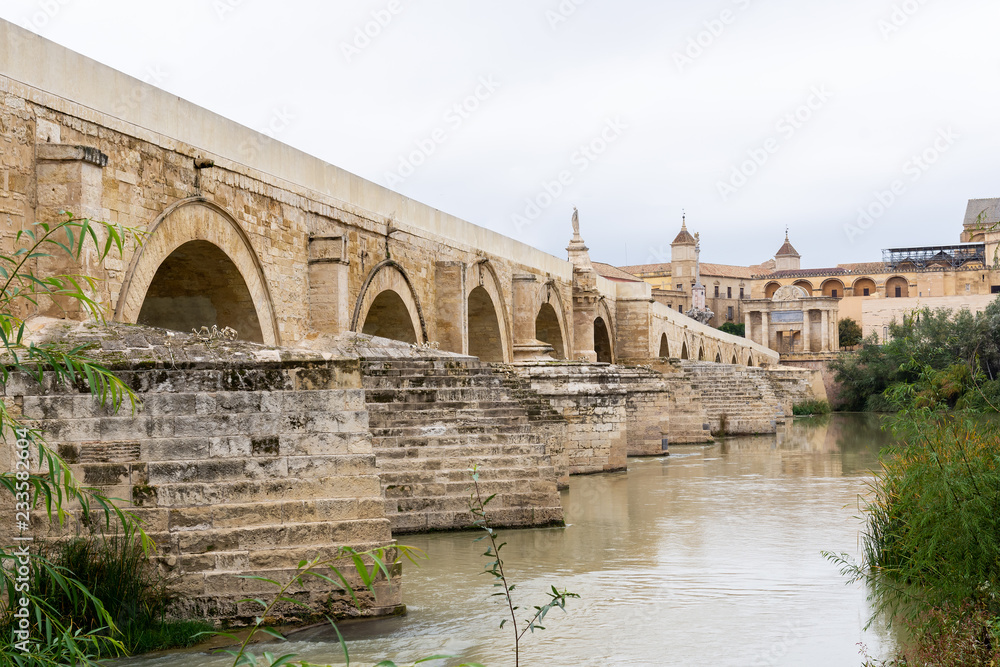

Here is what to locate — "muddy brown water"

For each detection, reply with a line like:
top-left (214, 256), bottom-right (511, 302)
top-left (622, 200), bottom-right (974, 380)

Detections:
top-left (119, 413), bottom-right (897, 667)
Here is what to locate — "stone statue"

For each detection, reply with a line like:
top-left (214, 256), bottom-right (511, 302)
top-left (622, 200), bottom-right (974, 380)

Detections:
top-left (572, 207), bottom-right (580, 236)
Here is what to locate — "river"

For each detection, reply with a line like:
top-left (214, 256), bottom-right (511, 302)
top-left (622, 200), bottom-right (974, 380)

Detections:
top-left (120, 413), bottom-right (898, 667)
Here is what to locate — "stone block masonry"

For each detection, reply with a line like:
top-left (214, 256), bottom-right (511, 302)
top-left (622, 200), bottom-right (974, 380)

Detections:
top-left (508, 362), bottom-right (629, 475)
top-left (1, 320), bottom-right (400, 626)
top-left (306, 333), bottom-right (565, 534)
top-left (679, 362), bottom-right (789, 436)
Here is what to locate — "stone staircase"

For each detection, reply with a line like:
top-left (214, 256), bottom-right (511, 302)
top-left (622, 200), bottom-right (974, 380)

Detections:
top-left (679, 362), bottom-right (787, 435)
top-left (358, 353), bottom-right (564, 534)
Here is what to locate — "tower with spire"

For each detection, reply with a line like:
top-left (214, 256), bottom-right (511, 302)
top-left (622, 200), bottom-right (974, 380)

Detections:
top-left (774, 228), bottom-right (801, 272)
top-left (670, 212), bottom-right (697, 290)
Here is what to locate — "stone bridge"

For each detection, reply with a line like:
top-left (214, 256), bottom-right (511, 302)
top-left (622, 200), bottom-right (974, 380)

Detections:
top-left (0, 20), bottom-right (773, 371)
top-left (0, 20), bottom-right (797, 626)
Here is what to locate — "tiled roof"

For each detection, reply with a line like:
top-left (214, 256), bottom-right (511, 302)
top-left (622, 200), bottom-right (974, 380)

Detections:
top-left (964, 198), bottom-right (1000, 227)
top-left (775, 235), bottom-right (800, 257)
top-left (672, 224), bottom-right (695, 245)
top-left (618, 262), bottom-right (671, 276)
top-left (619, 259), bottom-right (775, 280)
top-left (593, 262), bottom-right (643, 282)
top-left (698, 263), bottom-right (756, 279)
top-left (835, 262), bottom-right (889, 274)
top-left (766, 268), bottom-right (846, 278)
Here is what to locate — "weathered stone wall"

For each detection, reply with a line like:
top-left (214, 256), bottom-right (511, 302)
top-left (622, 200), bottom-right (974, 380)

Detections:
top-left (508, 363), bottom-right (629, 475)
top-left (679, 362), bottom-right (788, 436)
top-left (768, 365), bottom-right (829, 411)
top-left (620, 363), bottom-right (714, 453)
top-left (2, 321), bottom-right (400, 626)
top-left (296, 334), bottom-right (566, 532)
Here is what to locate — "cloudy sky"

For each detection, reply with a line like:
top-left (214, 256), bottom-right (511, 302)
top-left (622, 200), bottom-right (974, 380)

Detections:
top-left (2, 0), bottom-right (997, 269)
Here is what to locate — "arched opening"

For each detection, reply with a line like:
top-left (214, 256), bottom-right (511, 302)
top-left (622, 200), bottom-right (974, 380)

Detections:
top-left (680, 342), bottom-right (689, 360)
top-left (715, 353), bottom-right (722, 363)
top-left (886, 276), bottom-right (909, 298)
top-left (731, 353), bottom-right (739, 365)
top-left (535, 303), bottom-right (565, 360)
top-left (137, 240), bottom-right (264, 342)
top-left (821, 279), bottom-right (845, 298)
top-left (658, 333), bottom-right (670, 358)
top-left (746, 354), bottom-right (754, 367)
top-left (362, 290), bottom-right (418, 343)
top-left (793, 280), bottom-right (813, 295)
top-left (853, 277), bottom-right (876, 297)
top-left (594, 317), bottom-right (613, 363)
top-left (116, 199), bottom-right (279, 345)
top-left (468, 286), bottom-right (504, 362)
top-left (698, 345), bottom-right (706, 361)
top-left (765, 282), bottom-right (781, 299)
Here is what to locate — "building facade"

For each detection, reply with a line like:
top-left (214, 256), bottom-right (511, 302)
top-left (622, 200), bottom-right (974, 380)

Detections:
top-left (617, 199), bottom-right (1000, 353)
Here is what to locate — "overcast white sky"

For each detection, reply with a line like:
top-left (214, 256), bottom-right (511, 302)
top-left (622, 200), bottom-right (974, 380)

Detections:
top-left (2, 0), bottom-right (998, 269)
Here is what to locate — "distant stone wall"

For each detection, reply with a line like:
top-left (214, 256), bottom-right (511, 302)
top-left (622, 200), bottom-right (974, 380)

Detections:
top-left (678, 362), bottom-right (788, 436)
top-left (2, 322), bottom-right (400, 626)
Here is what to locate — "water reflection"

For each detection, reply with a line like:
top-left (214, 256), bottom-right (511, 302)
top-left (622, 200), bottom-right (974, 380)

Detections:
top-left (119, 414), bottom-right (897, 667)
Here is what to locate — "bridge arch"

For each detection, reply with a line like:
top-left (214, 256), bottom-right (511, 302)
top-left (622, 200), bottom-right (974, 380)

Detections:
top-left (467, 260), bottom-right (512, 362)
top-left (352, 260), bottom-right (427, 344)
top-left (536, 302), bottom-right (566, 359)
top-left (680, 341), bottom-right (689, 360)
top-left (115, 198), bottom-right (279, 345)
top-left (594, 299), bottom-right (616, 363)
top-left (658, 333), bottom-right (670, 358)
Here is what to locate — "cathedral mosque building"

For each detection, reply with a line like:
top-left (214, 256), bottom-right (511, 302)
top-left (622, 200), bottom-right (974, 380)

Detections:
top-left (614, 198), bottom-right (1000, 354)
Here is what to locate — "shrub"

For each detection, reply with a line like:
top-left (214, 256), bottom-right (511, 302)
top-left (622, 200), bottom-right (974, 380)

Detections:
top-left (718, 322), bottom-right (744, 337)
top-left (792, 399), bottom-right (830, 415)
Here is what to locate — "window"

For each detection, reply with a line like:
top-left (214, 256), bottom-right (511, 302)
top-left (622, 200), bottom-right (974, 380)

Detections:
top-left (677, 305), bottom-right (682, 312)
top-left (992, 286), bottom-right (1000, 294)
top-left (727, 306), bottom-right (734, 320)
top-left (894, 286), bottom-right (902, 297)
top-left (831, 289), bottom-right (838, 298)
top-left (727, 287), bottom-right (732, 299)
top-left (676, 284), bottom-right (683, 291)
top-left (863, 288), bottom-right (870, 296)
top-left (714, 286), bottom-right (719, 297)
top-left (739, 287), bottom-right (745, 299)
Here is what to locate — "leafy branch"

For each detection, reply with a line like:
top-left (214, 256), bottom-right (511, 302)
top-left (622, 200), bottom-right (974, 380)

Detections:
top-left (469, 465), bottom-right (577, 667)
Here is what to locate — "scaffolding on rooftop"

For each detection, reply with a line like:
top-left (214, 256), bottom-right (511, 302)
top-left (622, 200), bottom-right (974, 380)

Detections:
top-left (883, 244), bottom-right (986, 270)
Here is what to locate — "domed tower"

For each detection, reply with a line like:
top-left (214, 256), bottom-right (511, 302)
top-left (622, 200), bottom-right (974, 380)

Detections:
top-left (671, 214), bottom-right (697, 289)
top-left (774, 230), bottom-right (801, 272)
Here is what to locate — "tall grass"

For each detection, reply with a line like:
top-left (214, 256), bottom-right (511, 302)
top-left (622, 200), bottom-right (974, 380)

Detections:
top-left (14, 524), bottom-right (209, 656)
top-left (828, 408), bottom-right (1000, 661)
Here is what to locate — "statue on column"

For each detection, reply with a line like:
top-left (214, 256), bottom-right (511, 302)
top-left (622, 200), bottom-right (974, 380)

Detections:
top-left (685, 226), bottom-right (714, 325)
